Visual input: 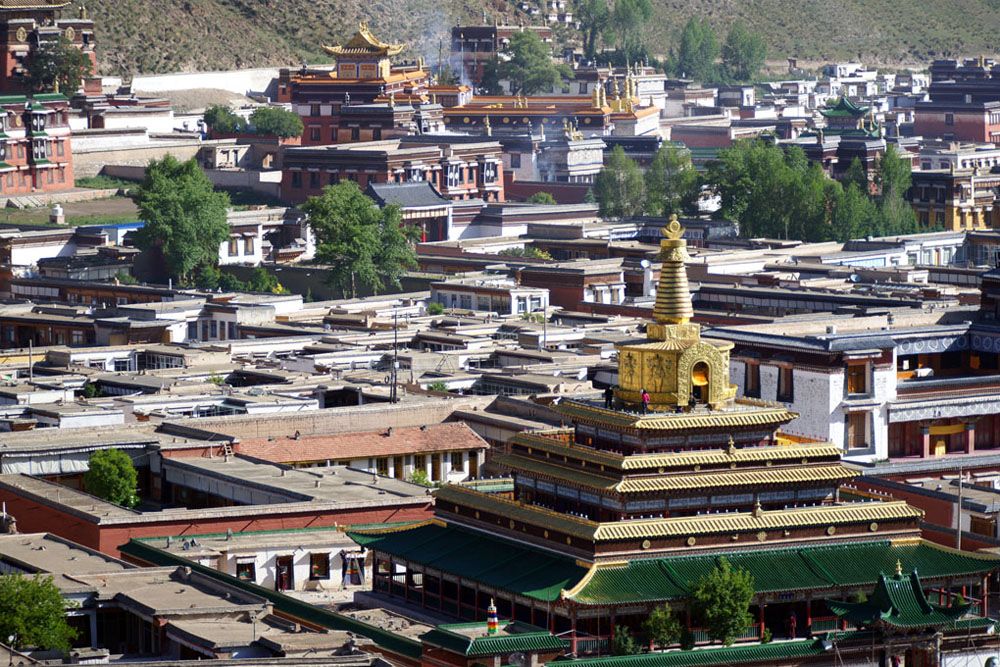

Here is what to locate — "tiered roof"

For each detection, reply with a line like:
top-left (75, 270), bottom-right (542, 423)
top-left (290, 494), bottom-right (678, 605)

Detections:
top-left (826, 567), bottom-right (970, 629)
top-left (820, 96), bottom-right (870, 118)
top-left (322, 23), bottom-right (405, 58)
top-left (421, 621), bottom-right (567, 656)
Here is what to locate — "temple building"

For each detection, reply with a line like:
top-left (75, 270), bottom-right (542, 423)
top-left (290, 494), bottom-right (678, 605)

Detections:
top-left (349, 217), bottom-right (1000, 659)
top-left (0, 1), bottom-right (98, 94)
top-left (450, 22), bottom-right (553, 87)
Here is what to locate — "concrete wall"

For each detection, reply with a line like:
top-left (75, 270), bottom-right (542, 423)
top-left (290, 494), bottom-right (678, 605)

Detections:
top-left (162, 395), bottom-right (495, 441)
top-left (77, 143), bottom-right (203, 178)
top-left (104, 68), bottom-right (280, 98)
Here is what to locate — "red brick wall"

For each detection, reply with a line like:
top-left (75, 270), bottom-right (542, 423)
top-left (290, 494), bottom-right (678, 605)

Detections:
top-left (914, 109), bottom-right (999, 144)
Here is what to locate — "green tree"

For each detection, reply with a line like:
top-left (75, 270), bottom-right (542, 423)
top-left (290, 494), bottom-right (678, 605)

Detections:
top-left (643, 604), bottom-right (681, 650)
top-left (302, 182), bottom-right (417, 298)
top-left (831, 182), bottom-right (878, 242)
top-left (610, 0), bottom-right (653, 64)
top-left (577, 0), bottom-right (610, 60)
top-left (645, 144), bottom-right (700, 217)
top-left (875, 144), bottom-right (912, 200)
top-left (690, 556), bottom-right (755, 646)
top-left (83, 448), bottom-right (139, 508)
top-left (245, 266), bottom-right (289, 294)
top-left (427, 301), bottom-right (444, 315)
top-left (842, 157), bottom-right (868, 192)
top-left (479, 58), bottom-right (504, 95)
top-left (676, 17), bottom-right (718, 82)
top-left (721, 21), bottom-right (766, 81)
top-left (428, 381), bottom-right (449, 392)
top-left (611, 625), bottom-right (639, 655)
top-left (582, 188), bottom-right (597, 204)
top-left (499, 246), bottom-right (553, 260)
top-left (23, 36), bottom-right (92, 94)
top-left (249, 106), bottom-right (304, 139)
top-left (408, 469), bottom-right (432, 486)
top-left (528, 192), bottom-right (557, 204)
top-left (203, 105), bottom-right (245, 135)
top-left (499, 31), bottom-right (571, 95)
top-left (0, 573), bottom-right (76, 653)
top-left (594, 145), bottom-right (645, 218)
top-left (436, 64), bottom-right (460, 86)
top-left (132, 156), bottom-right (230, 284)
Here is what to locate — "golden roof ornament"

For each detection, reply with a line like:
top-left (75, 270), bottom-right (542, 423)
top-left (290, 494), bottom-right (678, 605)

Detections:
top-left (652, 215), bottom-right (694, 325)
top-left (895, 560), bottom-right (903, 575)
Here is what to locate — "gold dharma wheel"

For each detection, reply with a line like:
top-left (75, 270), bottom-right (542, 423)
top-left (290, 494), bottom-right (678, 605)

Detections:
top-left (64, 26), bottom-right (75, 41)
top-left (15, 27), bottom-right (26, 43)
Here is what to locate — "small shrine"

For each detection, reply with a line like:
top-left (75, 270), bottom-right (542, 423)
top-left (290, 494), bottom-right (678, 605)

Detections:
top-left (323, 23), bottom-right (406, 81)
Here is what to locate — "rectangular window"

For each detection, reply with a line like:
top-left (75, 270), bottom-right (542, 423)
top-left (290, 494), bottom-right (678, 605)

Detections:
top-left (291, 171), bottom-right (302, 188)
top-left (228, 238), bottom-right (239, 256)
top-left (71, 330), bottom-right (84, 345)
top-left (244, 237), bottom-right (254, 255)
top-left (450, 451), bottom-right (463, 471)
top-left (413, 454), bottom-right (425, 472)
top-left (210, 320), bottom-right (218, 338)
top-left (376, 457), bottom-right (389, 476)
top-left (236, 561), bottom-right (256, 581)
top-left (188, 322), bottom-right (198, 340)
top-left (970, 515), bottom-right (995, 537)
top-left (777, 366), bottom-right (794, 402)
top-left (945, 113), bottom-right (954, 126)
top-left (56, 141), bottom-right (64, 156)
top-left (309, 126), bottom-right (321, 141)
top-left (228, 322), bottom-right (236, 339)
top-left (16, 144), bottom-right (23, 159)
top-left (309, 553), bottom-right (330, 579)
top-left (57, 167), bottom-right (64, 182)
top-left (310, 104), bottom-right (320, 117)
top-left (351, 127), bottom-right (360, 141)
top-left (744, 362), bottom-right (760, 398)
top-left (846, 411), bottom-right (867, 449)
top-left (46, 169), bottom-right (53, 184)
top-left (846, 363), bottom-right (867, 394)
top-left (510, 153), bottom-right (521, 169)
top-left (329, 172), bottom-right (339, 185)
top-left (309, 171), bottom-right (319, 189)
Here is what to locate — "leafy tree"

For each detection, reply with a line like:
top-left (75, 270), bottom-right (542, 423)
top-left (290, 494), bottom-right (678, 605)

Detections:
top-left (577, 0), bottom-right (610, 60)
top-left (528, 191), bottom-right (557, 204)
top-left (875, 144), bottom-right (912, 200)
top-left (499, 246), bottom-right (553, 260)
top-left (611, 625), bottom-right (639, 655)
top-left (594, 145), bottom-right (644, 218)
top-left (643, 604), bottom-right (681, 650)
top-left (80, 382), bottom-right (102, 398)
top-left (428, 381), bottom-right (449, 392)
top-left (609, 0), bottom-right (653, 64)
top-left (479, 58), bottom-right (504, 95)
top-left (0, 573), bottom-right (76, 653)
top-left (676, 17), bottom-right (718, 82)
top-left (83, 448), bottom-right (139, 508)
top-left (721, 21), bottom-right (766, 81)
top-left (831, 182), bottom-right (877, 242)
top-left (842, 157), bottom-right (868, 192)
top-left (113, 270), bottom-right (138, 285)
top-left (408, 469), bottom-right (432, 486)
top-left (302, 182), bottom-right (417, 298)
top-left (689, 556), bottom-right (755, 646)
top-left (499, 31), bottom-right (571, 95)
top-left (427, 302), bottom-right (444, 315)
top-left (249, 106), bottom-right (304, 139)
top-left (203, 105), bottom-right (245, 135)
top-left (436, 64), bottom-right (460, 86)
top-left (132, 156), bottom-right (230, 284)
top-left (245, 266), bottom-right (289, 294)
top-left (582, 188), bottom-right (597, 204)
top-left (23, 36), bottom-right (92, 94)
top-left (645, 144), bottom-right (700, 217)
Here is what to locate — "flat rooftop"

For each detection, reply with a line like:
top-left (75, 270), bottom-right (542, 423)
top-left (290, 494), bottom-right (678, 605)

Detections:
top-left (0, 532), bottom-right (133, 575)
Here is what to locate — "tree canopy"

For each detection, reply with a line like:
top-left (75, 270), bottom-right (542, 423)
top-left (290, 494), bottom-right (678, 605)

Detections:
top-left (203, 105), bottom-right (245, 135)
top-left (643, 604), bottom-right (682, 650)
top-left (644, 144), bottom-right (701, 217)
top-left (609, 0), bottom-right (653, 65)
top-left (594, 145), bottom-right (645, 218)
top-left (528, 192), bottom-right (557, 205)
top-left (132, 156), bottom-right (231, 284)
top-left (676, 17), bottom-right (718, 82)
top-left (23, 36), bottom-right (92, 94)
top-left (0, 573), bottom-right (76, 653)
top-left (249, 106), bottom-right (304, 139)
top-left (690, 556), bottom-right (755, 646)
top-left (83, 448), bottom-right (139, 508)
top-left (721, 21), bottom-right (766, 81)
top-left (577, 0), bottom-right (610, 61)
top-left (301, 182), bottom-right (417, 298)
top-left (478, 58), bottom-right (504, 95)
top-left (499, 31), bottom-right (571, 95)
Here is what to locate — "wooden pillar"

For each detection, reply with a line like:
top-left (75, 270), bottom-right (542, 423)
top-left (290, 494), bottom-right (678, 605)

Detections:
top-left (530, 600), bottom-right (536, 626)
top-left (921, 426), bottom-right (931, 458)
top-left (421, 568), bottom-right (427, 608)
top-left (759, 605), bottom-right (765, 636)
top-left (570, 607), bottom-right (578, 655)
top-left (549, 602), bottom-right (555, 634)
top-left (806, 594), bottom-right (812, 634)
top-left (965, 422), bottom-right (976, 454)
top-left (983, 577), bottom-right (989, 617)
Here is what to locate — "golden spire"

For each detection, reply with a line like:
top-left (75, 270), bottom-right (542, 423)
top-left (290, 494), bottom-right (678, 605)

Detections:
top-left (895, 560), bottom-right (902, 575)
top-left (652, 215), bottom-right (694, 325)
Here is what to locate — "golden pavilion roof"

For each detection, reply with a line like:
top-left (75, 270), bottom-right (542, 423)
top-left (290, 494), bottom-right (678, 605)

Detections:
top-left (552, 399), bottom-right (797, 431)
top-left (434, 484), bottom-right (923, 543)
top-left (323, 22), bottom-right (405, 58)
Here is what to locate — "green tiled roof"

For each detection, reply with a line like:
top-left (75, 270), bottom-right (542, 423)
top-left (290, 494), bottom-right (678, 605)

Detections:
top-left (826, 570), bottom-right (969, 629)
top-left (557, 637), bottom-right (829, 667)
top-left (569, 540), bottom-right (1000, 605)
top-left (421, 621), bottom-right (567, 657)
top-left (821, 96), bottom-right (869, 118)
top-left (348, 522), bottom-right (589, 602)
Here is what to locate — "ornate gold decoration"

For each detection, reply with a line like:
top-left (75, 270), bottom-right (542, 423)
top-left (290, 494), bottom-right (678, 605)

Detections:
top-left (870, 522), bottom-right (879, 532)
top-left (640, 539), bottom-right (651, 550)
top-left (15, 27), bottom-right (26, 42)
top-left (686, 536), bottom-right (696, 546)
top-left (756, 531), bottom-right (767, 542)
top-left (895, 559), bottom-right (902, 575)
top-left (509, 519), bottom-right (515, 528)
top-left (64, 26), bottom-right (75, 41)
top-left (826, 526), bottom-right (836, 536)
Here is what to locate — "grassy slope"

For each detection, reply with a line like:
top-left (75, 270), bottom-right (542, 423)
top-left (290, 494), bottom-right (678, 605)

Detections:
top-left (85, 0), bottom-right (1000, 75)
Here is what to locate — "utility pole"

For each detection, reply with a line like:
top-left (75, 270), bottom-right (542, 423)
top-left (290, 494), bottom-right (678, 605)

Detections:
top-left (957, 465), bottom-right (963, 551)
top-left (390, 309), bottom-right (398, 403)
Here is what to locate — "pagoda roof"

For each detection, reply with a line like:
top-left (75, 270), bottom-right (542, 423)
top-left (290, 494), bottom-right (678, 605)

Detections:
top-left (552, 399), bottom-right (797, 431)
top-left (323, 23), bottom-right (405, 58)
top-left (509, 431), bottom-right (842, 472)
top-left (820, 96), bottom-right (870, 118)
top-left (825, 569), bottom-right (970, 629)
top-left (492, 452), bottom-right (855, 494)
top-left (568, 540), bottom-right (1000, 605)
top-left (350, 519), bottom-right (1000, 606)
top-left (348, 520), bottom-right (588, 602)
top-left (420, 621), bottom-right (567, 656)
top-left (432, 483), bottom-right (923, 543)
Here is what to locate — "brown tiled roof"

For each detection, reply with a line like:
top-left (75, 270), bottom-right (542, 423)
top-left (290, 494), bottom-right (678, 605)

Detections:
top-left (237, 422), bottom-right (488, 464)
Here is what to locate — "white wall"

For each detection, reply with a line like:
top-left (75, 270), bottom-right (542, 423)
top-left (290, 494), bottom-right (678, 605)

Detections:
top-left (104, 68), bottom-right (279, 97)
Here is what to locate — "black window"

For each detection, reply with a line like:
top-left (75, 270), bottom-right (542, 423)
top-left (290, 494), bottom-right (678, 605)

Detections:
top-left (291, 171), bottom-right (302, 188)
top-left (310, 553), bottom-right (330, 580)
top-left (309, 171), bottom-right (319, 188)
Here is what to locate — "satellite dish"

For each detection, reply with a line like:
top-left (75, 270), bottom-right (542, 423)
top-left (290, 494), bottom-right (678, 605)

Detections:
top-left (849, 274), bottom-right (860, 283)
top-left (640, 259), bottom-right (650, 268)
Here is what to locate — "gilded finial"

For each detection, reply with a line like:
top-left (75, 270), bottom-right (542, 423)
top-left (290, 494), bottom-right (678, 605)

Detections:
top-left (662, 214), bottom-right (683, 240)
top-left (79, 3), bottom-right (87, 19)
top-left (895, 560), bottom-right (902, 575)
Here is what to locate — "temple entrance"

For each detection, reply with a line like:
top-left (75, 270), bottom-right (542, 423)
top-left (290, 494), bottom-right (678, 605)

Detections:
top-left (691, 362), bottom-right (710, 404)
top-left (276, 556), bottom-right (294, 591)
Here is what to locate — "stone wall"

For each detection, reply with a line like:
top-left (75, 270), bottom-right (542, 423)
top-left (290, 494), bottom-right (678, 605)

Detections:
top-left (76, 143), bottom-right (203, 178)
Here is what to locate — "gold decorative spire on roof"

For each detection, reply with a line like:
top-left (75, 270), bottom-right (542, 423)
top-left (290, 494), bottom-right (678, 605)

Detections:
top-left (895, 559), bottom-right (903, 575)
top-left (652, 215), bottom-right (694, 325)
